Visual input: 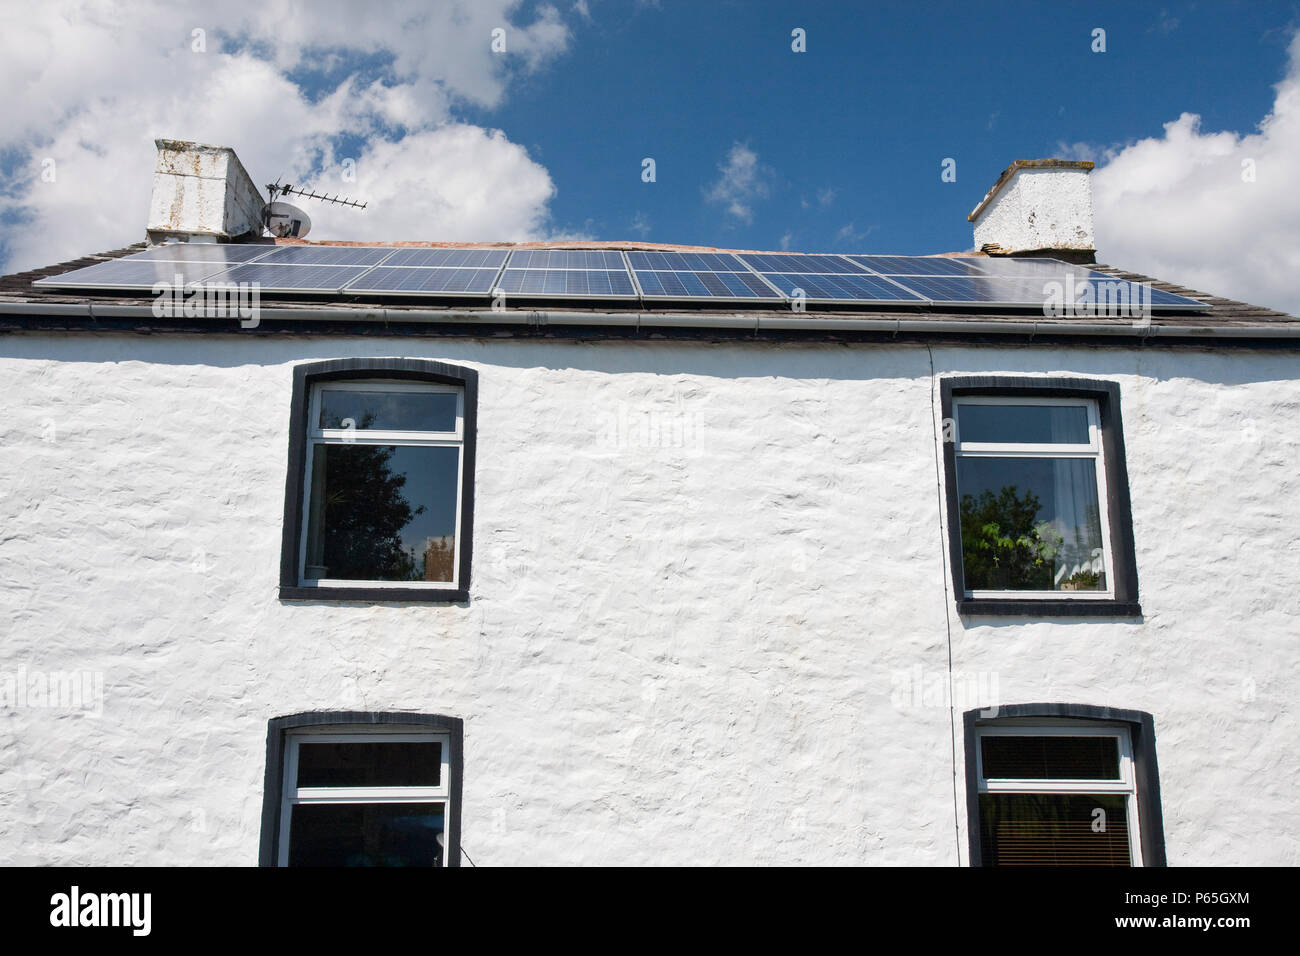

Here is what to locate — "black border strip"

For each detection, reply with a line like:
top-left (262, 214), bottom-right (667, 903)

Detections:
top-left (257, 711), bottom-right (465, 867)
top-left (277, 357), bottom-right (477, 603)
top-left (939, 376), bottom-right (1141, 617)
top-left (963, 703), bottom-right (1166, 867)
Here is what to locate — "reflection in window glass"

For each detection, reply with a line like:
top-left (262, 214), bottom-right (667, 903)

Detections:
top-left (289, 803), bottom-right (445, 867)
top-left (958, 404), bottom-right (1089, 444)
top-left (297, 742), bottom-right (443, 788)
top-left (304, 444), bottom-right (459, 582)
top-left (319, 389), bottom-right (458, 432)
top-left (956, 456), bottom-right (1106, 591)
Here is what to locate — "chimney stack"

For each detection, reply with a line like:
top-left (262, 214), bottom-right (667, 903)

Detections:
top-left (968, 159), bottom-right (1096, 264)
top-left (146, 139), bottom-right (264, 245)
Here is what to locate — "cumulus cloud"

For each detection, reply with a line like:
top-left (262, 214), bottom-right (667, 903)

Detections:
top-left (1088, 28), bottom-right (1300, 315)
top-left (704, 143), bottom-right (771, 225)
top-left (0, 0), bottom-right (572, 272)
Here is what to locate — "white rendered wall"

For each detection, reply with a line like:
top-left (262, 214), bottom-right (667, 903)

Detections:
top-left (973, 168), bottom-right (1096, 253)
top-left (0, 334), bottom-right (1296, 865)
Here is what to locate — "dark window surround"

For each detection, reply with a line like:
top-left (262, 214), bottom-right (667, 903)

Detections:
top-left (963, 703), bottom-right (1166, 867)
top-left (258, 711), bottom-right (465, 867)
top-left (941, 376), bottom-right (1141, 617)
top-left (278, 358), bottom-right (477, 603)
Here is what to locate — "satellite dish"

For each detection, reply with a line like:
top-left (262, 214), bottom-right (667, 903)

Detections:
top-left (264, 201), bottom-right (312, 239)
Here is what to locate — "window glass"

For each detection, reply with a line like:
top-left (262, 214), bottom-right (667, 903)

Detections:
top-left (956, 456), bottom-right (1106, 591)
top-left (978, 793), bottom-right (1130, 866)
top-left (304, 444), bottom-right (460, 582)
top-left (981, 735), bottom-right (1120, 780)
top-left (319, 389), bottom-right (458, 432)
top-left (958, 403), bottom-right (1090, 444)
top-left (289, 803), bottom-right (445, 867)
top-left (297, 741), bottom-right (443, 787)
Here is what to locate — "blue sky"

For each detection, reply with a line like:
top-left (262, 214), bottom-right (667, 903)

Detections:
top-left (468, 1), bottom-right (1295, 255)
top-left (2, 1), bottom-right (1299, 310)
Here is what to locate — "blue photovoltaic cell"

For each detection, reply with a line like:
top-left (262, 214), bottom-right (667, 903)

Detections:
top-left (343, 266), bottom-right (500, 294)
top-left (890, 274), bottom-right (1207, 310)
top-left (738, 253), bottom-right (863, 274)
top-left (636, 270), bottom-right (779, 298)
top-left (963, 257), bottom-right (1110, 279)
top-left (848, 255), bottom-right (991, 277)
top-left (254, 246), bottom-right (396, 266)
top-left (497, 268), bottom-right (636, 296)
top-left (505, 250), bottom-right (627, 270)
top-left (760, 272), bottom-right (925, 302)
top-left (379, 248), bottom-right (508, 269)
top-left (200, 262), bottom-right (373, 291)
top-left (890, 276), bottom-right (1052, 304)
top-left (130, 244), bottom-right (279, 264)
top-left (627, 250), bottom-right (781, 299)
top-left (627, 251), bottom-right (749, 272)
top-left (32, 258), bottom-right (232, 288)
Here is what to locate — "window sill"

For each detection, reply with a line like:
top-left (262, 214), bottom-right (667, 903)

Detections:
top-left (957, 598), bottom-right (1141, 618)
top-left (279, 586), bottom-right (468, 604)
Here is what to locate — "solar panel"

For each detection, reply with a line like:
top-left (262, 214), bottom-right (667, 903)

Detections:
top-left (496, 268), bottom-right (636, 297)
top-left (32, 257), bottom-right (233, 289)
top-left (758, 272), bottom-right (926, 303)
top-left (344, 266), bottom-right (501, 295)
top-left (130, 244), bottom-right (279, 264)
top-left (378, 248), bottom-right (508, 269)
top-left (506, 250), bottom-right (627, 270)
top-left (199, 262), bottom-right (374, 292)
top-left (961, 257), bottom-right (1112, 279)
top-left (627, 251), bottom-right (783, 300)
top-left (848, 255), bottom-right (991, 277)
top-left (738, 253), bottom-right (864, 274)
top-left (253, 246), bottom-right (396, 266)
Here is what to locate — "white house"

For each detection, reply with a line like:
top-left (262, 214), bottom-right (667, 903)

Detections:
top-left (1, 141), bottom-right (1297, 867)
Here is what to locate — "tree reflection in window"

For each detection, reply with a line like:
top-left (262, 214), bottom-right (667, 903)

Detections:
top-left (305, 412), bottom-right (458, 583)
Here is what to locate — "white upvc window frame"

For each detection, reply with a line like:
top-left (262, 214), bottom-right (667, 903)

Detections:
top-left (953, 395), bottom-right (1115, 601)
top-left (297, 379), bottom-right (465, 591)
top-left (975, 722), bottom-right (1143, 866)
top-left (277, 729), bottom-right (454, 868)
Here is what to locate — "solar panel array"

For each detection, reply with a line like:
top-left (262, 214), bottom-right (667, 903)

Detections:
top-left (496, 249), bottom-right (635, 299)
top-left (628, 252), bottom-right (782, 301)
top-left (32, 244), bottom-right (1210, 311)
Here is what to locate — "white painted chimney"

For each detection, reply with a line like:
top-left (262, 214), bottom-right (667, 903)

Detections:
top-left (968, 159), bottom-right (1095, 262)
top-left (146, 139), bottom-right (264, 244)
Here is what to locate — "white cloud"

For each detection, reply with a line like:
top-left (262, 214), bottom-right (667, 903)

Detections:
top-left (704, 143), bottom-right (771, 225)
top-left (0, 0), bottom-right (572, 272)
top-left (1089, 28), bottom-right (1300, 315)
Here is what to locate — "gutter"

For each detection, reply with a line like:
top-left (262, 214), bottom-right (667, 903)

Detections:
top-left (3, 301), bottom-right (1300, 341)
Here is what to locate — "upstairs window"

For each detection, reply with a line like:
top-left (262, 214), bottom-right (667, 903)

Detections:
top-left (955, 397), bottom-right (1109, 596)
top-left (279, 359), bottom-right (477, 603)
top-left (941, 378), bottom-right (1140, 616)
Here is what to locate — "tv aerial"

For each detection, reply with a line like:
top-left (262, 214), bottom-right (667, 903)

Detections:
top-left (262, 179), bottom-right (368, 239)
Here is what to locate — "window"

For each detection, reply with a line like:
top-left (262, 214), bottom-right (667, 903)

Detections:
top-left (279, 359), bottom-right (477, 602)
top-left (259, 712), bottom-right (463, 867)
top-left (940, 377), bottom-right (1140, 616)
top-left (963, 705), bottom-right (1166, 867)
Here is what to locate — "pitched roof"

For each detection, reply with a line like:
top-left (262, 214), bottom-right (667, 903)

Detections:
top-left (2, 239), bottom-right (1296, 346)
